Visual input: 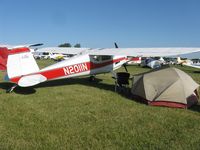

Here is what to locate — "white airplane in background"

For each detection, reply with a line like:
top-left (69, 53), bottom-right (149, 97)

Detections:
top-left (1, 45), bottom-right (200, 92)
top-left (176, 57), bottom-right (193, 65)
top-left (126, 57), bottom-right (141, 65)
top-left (33, 52), bottom-right (67, 60)
top-left (183, 63), bottom-right (200, 69)
top-left (175, 57), bottom-right (200, 69)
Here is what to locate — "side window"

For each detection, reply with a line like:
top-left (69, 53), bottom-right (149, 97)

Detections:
top-left (92, 56), bottom-right (101, 62)
top-left (91, 55), bottom-right (112, 62)
top-left (101, 56), bottom-right (112, 61)
top-left (43, 52), bottom-right (49, 55)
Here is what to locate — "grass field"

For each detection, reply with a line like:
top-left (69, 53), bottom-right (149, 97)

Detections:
top-left (0, 60), bottom-right (200, 149)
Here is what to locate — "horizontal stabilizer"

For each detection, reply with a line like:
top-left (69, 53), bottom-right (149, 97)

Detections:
top-left (18, 74), bottom-right (47, 87)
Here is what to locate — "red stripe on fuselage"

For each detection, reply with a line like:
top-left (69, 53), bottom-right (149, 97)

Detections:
top-left (42, 62), bottom-right (89, 79)
top-left (10, 57), bottom-right (126, 84)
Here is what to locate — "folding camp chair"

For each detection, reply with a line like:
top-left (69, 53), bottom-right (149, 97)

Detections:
top-left (114, 72), bottom-right (130, 93)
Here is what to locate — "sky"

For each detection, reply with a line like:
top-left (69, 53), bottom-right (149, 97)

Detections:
top-left (0, 0), bottom-right (200, 48)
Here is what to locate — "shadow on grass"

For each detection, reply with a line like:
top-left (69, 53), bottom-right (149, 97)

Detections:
top-left (34, 77), bottom-right (115, 92)
top-left (0, 77), bottom-right (116, 95)
top-left (14, 87), bottom-right (36, 94)
top-left (186, 69), bottom-right (200, 74)
top-left (0, 82), bottom-right (36, 95)
top-left (1, 79), bottom-right (200, 113)
top-left (0, 82), bottom-right (14, 90)
top-left (189, 104), bottom-right (200, 113)
top-left (0, 76), bottom-right (136, 99)
top-left (193, 71), bottom-right (200, 73)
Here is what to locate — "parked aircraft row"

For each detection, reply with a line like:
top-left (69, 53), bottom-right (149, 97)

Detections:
top-left (0, 43), bottom-right (200, 92)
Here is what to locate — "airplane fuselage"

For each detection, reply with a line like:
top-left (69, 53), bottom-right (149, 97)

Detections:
top-left (9, 53), bottom-right (127, 86)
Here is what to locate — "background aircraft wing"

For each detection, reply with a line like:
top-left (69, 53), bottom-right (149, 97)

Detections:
top-left (184, 64), bottom-right (200, 69)
top-left (87, 48), bottom-right (200, 57)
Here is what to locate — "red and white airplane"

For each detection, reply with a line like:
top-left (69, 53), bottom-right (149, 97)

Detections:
top-left (1, 45), bottom-right (200, 92)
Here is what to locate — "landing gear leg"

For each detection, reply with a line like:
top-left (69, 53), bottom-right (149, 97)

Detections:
top-left (89, 75), bottom-right (95, 82)
top-left (6, 84), bottom-right (17, 93)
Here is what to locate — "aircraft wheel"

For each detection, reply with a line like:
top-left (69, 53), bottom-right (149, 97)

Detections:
top-left (89, 76), bottom-right (95, 82)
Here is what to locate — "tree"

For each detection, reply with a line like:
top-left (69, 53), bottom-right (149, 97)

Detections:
top-left (74, 43), bottom-right (81, 48)
top-left (58, 43), bottom-right (72, 47)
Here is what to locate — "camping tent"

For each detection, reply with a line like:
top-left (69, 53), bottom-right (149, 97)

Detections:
top-left (131, 67), bottom-right (199, 108)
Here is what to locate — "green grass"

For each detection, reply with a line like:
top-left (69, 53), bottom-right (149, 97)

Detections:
top-left (0, 60), bottom-right (200, 149)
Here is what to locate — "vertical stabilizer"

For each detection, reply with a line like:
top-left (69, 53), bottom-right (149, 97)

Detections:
top-left (177, 57), bottom-right (181, 63)
top-left (7, 47), bottom-right (40, 79)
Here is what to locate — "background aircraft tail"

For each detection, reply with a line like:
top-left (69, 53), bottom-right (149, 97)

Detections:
top-left (6, 47), bottom-right (40, 79)
top-left (177, 57), bottom-right (181, 63)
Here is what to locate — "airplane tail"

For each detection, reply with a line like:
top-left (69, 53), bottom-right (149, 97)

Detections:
top-left (0, 47), bottom-right (9, 71)
top-left (177, 57), bottom-right (181, 63)
top-left (6, 47), bottom-right (40, 80)
top-left (0, 46), bottom-right (47, 87)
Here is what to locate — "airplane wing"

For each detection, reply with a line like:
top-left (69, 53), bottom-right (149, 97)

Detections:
top-left (87, 48), bottom-right (200, 57)
top-left (36, 47), bottom-right (90, 55)
top-left (0, 43), bottom-right (43, 49)
top-left (0, 45), bottom-right (12, 48)
top-left (35, 47), bottom-right (200, 57)
top-left (183, 64), bottom-right (200, 69)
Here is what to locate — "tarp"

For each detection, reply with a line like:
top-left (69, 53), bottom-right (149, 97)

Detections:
top-left (131, 67), bottom-right (199, 108)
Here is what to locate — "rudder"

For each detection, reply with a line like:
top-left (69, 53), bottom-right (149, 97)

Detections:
top-left (7, 47), bottom-right (40, 79)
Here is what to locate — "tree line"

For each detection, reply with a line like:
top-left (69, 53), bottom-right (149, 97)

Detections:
top-left (58, 43), bottom-right (81, 48)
